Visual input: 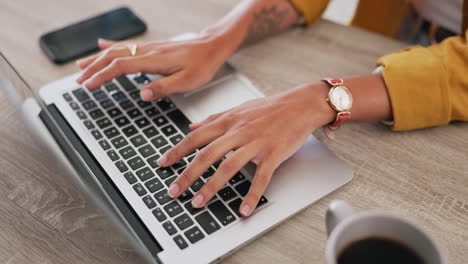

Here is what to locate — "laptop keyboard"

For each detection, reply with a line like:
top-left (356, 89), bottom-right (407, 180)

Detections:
top-left (62, 74), bottom-right (268, 250)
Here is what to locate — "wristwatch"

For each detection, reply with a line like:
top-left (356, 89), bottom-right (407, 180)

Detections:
top-left (322, 77), bottom-right (353, 131)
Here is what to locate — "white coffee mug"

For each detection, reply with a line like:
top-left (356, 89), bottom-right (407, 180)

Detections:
top-left (325, 200), bottom-right (446, 264)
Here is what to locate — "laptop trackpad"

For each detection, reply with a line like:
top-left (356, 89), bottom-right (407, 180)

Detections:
top-left (170, 74), bottom-right (263, 124)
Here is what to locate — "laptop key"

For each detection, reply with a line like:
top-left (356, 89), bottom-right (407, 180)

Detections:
top-left (76, 111), bottom-right (87, 120)
top-left (116, 75), bottom-right (137, 92)
top-left (142, 126), bottom-right (159, 138)
top-left (133, 183), bottom-right (147, 196)
top-left (164, 200), bottom-right (183, 217)
top-left (184, 226), bottom-right (205, 244)
top-left (99, 139), bottom-right (111, 150)
top-left (218, 186), bottom-right (237, 202)
top-left (159, 145), bottom-right (171, 155)
top-left (142, 195), bottom-right (157, 209)
top-left (152, 208), bottom-right (167, 222)
top-left (111, 136), bottom-right (128, 149)
top-left (130, 135), bottom-right (147, 147)
top-left (174, 213), bottom-right (194, 231)
top-left (120, 99), bottom-right (134, 110)
top-left (170, 134), bottom-right (183, 145)
top-left (184, 202), bottom-right (204, 215)
top-left (234, 181), bottom-right (251, 197)
top-left (145, 178), bottom-right (163, 193)
top-left (172, 159), bottom-right (187, 170)
top-left (229, 172), bottom-right (245, 185)
top-left (137, 100), bottom-right (151, 108)
top-left (257, 196), bottom-right (268, 208)
top-left (163, 221), bottom-right (177, 236)
top-left (104, 82), bottom-right (119, 92)
top-left (90, 129), bottom-right (102, 140)
top-left (135, 117), bottom-right (150, 128)
top-left (128, 156), bottom-right (145, 171)
top-left (133, 74), bottom-right (151, 84)
top-left (147, 154), bottom-right (161, 169)
top-left (161, 125), bottom-right (177, 137)
top-left (83, 120), bottom-right (94, 129)
top-left (63, 93), bottom-right (72, 101)
top-left (153, 116), bottom-right (169, 127)
top-left (202, 167), bottom-right (215, 179)
top-left (111, 91), bottom-right (127, 102)
top-left (107, 150), bottom-right (119, 161)
top-left (82, 100), bottom-right (97, 110)
top-left (145, 107), bottom-right (160, 117)
top-left (72, 88), bottom-right (90, 102)
top-left (123, 171), bottom-right (137, 184)
top-left (156, 97), bottom-right (175, 112)
top-left (151, 136), bottom-right (168, 149)
top-left (115, 160), bottom-right (129, 173)
top-left (167, 109), bottom-right (192, 135)
top-left (228, 198), bottom-right (242, 217)
top-left (69, 101), bottom-right (80, 110)
top-left (127, 108), bottom-right (142, 119)
top-left (103, 126), bottom-right (120, 139)
top-left (89, 109), bottom-right (104, 120)
top-left (190, 178), bottom-right (204, 192)
top-left (154, 189), bottom-right (172, 205)
top-left (136, 167), bottom-right (155, 181)
top-left (107, 107), bottom-right (122, 118)
top-left (96, 117), bottom-right (112, 129)
top-left (100, 99), bottom-right (115, 109)
top-left (115, 116), bottom-right (130, 127)
top-left (178, 190), bottom-right (193, 203)
top-left (122, 125), bottom-right (138, 138)
top-left (173, 235), bottom-right (188, 250)
top-left (208, 200), bottom-right (236, 226)
top-left (129, 90), bottom-right (140, 100)
top-left (165, 176), bottom-right (176, 187)
top-left (93, 90), bottom-right (108, 101)
top-left (119, 146), bottom-right (137, 159)
top-left (156, 167), bottom-right (174, 179)
top-left (195, 211), bottom-right (221, 235)
top-left (138, 144), bottom-right (156, 158)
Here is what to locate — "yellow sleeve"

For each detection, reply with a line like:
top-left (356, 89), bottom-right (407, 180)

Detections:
top-left (377, 30), bottom-right (468, 131)
top-left (290, 0), bottom-right (330, 25)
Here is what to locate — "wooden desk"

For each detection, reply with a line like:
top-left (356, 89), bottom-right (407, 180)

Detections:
top-left (0, 0), bottom-right (467, 263)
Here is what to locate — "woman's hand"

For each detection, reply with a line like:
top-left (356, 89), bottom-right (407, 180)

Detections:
top-left (76, 34), bottom-right (233, 101)
top-left (157, 83), bottom-right (335, 216)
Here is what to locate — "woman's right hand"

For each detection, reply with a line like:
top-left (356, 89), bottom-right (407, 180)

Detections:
top-left (76, 33), bottom-right (233, 101)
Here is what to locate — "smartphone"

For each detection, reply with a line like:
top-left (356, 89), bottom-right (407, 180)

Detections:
top-left (39, 7), bottom-right (147, 64)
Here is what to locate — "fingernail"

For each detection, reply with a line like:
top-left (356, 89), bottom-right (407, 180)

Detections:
top-left (191, 194), bottom-right (204, 208)
top-left (140, 89), bottom-right (153, 101)
top-left (75, 59), bottom-right (83, 66)
top-left (157, 155), bottom-right (167, 166)
top-left (240, 204), bottom-right (251, 216)
top-left (76, 76), bottom-right (83, 83)
top-left (82, 80), bottom-right (90, 89)
top-left (168, 183), bottom-right (179, 198)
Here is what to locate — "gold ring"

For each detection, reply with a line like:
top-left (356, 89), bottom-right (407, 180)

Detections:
top-left (127, 43), bottom-right (137, 56)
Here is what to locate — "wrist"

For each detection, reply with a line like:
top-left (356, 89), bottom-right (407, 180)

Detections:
top-left (199, 24), bottom-right (243, 62)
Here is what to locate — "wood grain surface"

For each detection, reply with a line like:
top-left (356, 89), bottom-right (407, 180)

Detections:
top-left (0, 0), bottom-right (467, 263)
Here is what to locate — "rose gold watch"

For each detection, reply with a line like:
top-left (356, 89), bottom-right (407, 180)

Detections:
top-left (322, 78), bottom-right (353, 131)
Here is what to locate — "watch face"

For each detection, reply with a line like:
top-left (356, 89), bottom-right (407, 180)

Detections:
top-left (329, 86), bottom-right (352, 111)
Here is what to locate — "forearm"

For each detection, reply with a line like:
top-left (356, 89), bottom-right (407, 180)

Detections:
top-left (201, 0), bottom-right (300, 58)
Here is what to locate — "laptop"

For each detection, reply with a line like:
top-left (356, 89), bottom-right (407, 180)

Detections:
top-left (0, 34), bottom-right (352, 264)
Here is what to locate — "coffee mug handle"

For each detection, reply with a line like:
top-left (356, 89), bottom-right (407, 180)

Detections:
top-left (326, 200), bottom-right (354, 237)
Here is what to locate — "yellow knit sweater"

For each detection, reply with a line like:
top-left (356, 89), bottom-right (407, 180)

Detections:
top-left (291, 0), bottom-right (468, 131)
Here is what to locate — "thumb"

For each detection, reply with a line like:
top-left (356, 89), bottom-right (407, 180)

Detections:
top-left (140, 72), bottom-right (192, 101)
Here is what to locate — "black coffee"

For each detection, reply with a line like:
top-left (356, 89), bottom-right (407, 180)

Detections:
top-left (337, 237), bottom-right (425, 264)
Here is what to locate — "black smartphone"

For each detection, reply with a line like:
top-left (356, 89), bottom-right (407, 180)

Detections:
top-left (39, 7), bottom-right (147, 64)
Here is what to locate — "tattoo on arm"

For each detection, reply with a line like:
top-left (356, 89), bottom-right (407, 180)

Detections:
top-left (242, 5), bottom-right (291, 47)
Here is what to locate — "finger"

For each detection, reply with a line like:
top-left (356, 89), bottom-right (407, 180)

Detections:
top-left (77, 47), bottom-right (130, 85)
top-left (83, 54), bottom-right (153, 89)
top-left (98, 38), bottom-right (117, 49)
top-left (167, 133), bottom-right (240, 199)
top-left (139, 71), bottom-right (194, 101)
top-left (159, 120), bottom-right (227, 167)
top-left (239, 160), bottom-right (276, 216)
top-left (190, 146), bottom-right (256, 208)
top-left (76, 54), bottom-right (99, 69)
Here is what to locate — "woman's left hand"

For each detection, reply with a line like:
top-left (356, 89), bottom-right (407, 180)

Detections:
top-left (157, 82), bottom-right (335, 216)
